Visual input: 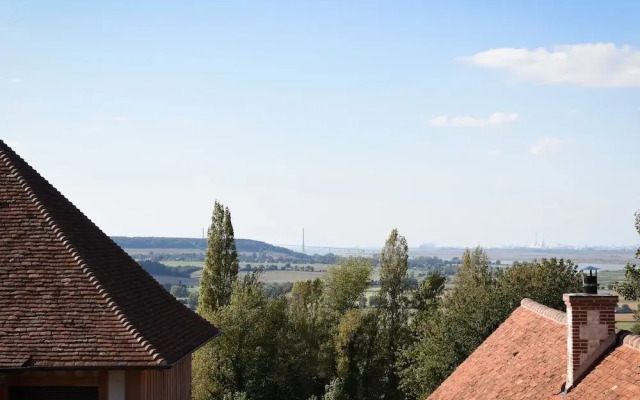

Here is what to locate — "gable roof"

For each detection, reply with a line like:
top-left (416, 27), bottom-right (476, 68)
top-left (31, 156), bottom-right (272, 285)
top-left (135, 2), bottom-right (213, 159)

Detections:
top-left (0, 140), bottom-right (220, 369)
top-left (427, 299), bottom-right (640, 399)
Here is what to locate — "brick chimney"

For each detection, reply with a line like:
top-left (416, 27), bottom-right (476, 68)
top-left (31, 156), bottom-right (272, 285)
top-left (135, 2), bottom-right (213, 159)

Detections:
top-left (563, 293), bottom-right (617, 390)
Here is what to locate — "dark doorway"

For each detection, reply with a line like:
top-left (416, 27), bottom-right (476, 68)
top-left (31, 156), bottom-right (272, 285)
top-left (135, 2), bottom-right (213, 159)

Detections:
top-left (9, 386), bottom-right (99, 400)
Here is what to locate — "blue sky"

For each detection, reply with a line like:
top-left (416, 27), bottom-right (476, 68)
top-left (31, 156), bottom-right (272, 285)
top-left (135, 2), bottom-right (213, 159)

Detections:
top-left (2, 1), bottom-right (639, 248)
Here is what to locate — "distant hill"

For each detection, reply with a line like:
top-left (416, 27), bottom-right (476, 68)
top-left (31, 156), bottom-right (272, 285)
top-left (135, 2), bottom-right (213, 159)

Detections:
top-left (111, 236), bottom-right (307, 258)
top-left (138, 260), bottom-right (199, 277)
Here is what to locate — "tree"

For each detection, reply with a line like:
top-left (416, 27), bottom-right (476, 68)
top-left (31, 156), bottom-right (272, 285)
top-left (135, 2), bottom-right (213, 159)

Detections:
top-left (411, 271), bottom-right (446, 326)
top-left (619, 211), bottom-right (640, 300)
top-left (378, 229), bottom-right (410, 400)
top-left (396, 272), bottom-right (446, 399)
top-left (188, 291), bottom-right (199, 309)
top-left (617, 211), bottom-right (640, 332)
top-left (170, 281), bottom-right (189, 298)
top-left (334, 309), bottom-right (386, 399)
top-left (619, 264), bottom-right (640, 301)
top-left (198, 201), bottom-right (239, 314)
top-left (193, 274), bottom-right (290, 400)
top-left (398, 248), bottom-right (581, 399)
top-left (499, 258), bottom-right (581, 312)
top-left (323, 258), bottom-right (372, 316)
top-left (285, 279), bottom-right (333, 399)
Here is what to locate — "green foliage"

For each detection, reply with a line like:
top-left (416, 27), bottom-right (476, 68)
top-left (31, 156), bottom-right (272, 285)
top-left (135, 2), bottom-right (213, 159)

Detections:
top-left (398, 249), bottom-right (581, 399)
top-left (618, 211), bottom-right (640, 301)
top-left (636, 211), bottom-right (640, 258)
top-left (188, 291), bottom-right (199, 309)
top-left (320, 379), bottom-right (348, 400)
top-left (198, 201), bottom-right (239, 314)
top-left (323, 258), bottom-right (372, 315)
top-left (193, 274), bottom-right (290, 400)
top-left (263, 281), bottom-right (294, 298)
top-left (335, 309), bottom-right (386, 399)
top-left (500, 258), bottom-right (581, 310)
top-left (285, 279), bottom-right (334, 399)
top-left (193, 228), bottom-right (583, 400)
top-left (379, 229), bottom-right (409, 309)
top-left (223, 393), bottom-right (248, 400)
top-left (377, 229), bottom-right (411, 400)
top-left (411, 272), bottom-right (446, 327)
top-left (170, 281), bottom-right (189, 298)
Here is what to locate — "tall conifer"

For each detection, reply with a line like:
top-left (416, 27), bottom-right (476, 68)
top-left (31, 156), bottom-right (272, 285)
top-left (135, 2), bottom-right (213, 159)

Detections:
top-left (198, 201), bottom-right (239, 314)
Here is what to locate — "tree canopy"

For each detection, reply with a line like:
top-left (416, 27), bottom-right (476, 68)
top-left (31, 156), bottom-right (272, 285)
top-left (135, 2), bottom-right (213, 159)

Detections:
top-left (198, 201), bottom-right (239, 314)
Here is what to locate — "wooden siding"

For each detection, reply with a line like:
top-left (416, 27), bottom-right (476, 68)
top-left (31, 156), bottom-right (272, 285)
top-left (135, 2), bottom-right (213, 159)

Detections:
top-left (126, 355), bottom-right (192, 400)
top-left (0, 357), bottom-right (192, 400)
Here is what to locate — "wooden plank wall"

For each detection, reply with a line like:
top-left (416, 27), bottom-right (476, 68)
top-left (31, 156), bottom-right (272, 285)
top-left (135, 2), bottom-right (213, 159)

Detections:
top-left (138, 355), bottom-right (192, 400)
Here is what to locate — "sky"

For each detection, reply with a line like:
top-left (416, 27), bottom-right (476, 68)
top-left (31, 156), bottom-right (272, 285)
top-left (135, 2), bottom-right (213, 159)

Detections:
top-left (2, 1), bottom-right (640, 248)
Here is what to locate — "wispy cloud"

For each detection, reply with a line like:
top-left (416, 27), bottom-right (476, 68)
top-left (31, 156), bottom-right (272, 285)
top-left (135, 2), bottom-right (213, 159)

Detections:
top-left (111, 116), bottom-right (129, 123)
top-left (488, 149), bottom-right (502, 156)
top-left (429, 112), bottom-right (518, 128)
top-left (460, 43), bottom-right (640, 87)
top-left (530, 138), bottom-right (568, 155)
top-left (0, 77), bottom-right (22, 84)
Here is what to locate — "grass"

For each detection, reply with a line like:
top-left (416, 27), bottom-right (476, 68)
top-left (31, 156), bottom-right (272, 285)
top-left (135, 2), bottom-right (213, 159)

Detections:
top-left (616, 321), bottom-right (637, 331)
top-left (162, 260), bottom-right (205, 268)
top-left (599, 269), bottom-right (627, 289)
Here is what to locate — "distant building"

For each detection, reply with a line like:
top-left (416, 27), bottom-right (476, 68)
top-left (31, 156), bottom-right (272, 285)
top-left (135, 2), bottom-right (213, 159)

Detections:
top-left (0, 141), bottom-right (220, 399)
top-left (427, 294), bottom-right (640, 399)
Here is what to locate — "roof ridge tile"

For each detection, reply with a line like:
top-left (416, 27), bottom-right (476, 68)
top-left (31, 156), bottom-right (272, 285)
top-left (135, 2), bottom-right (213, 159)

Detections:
top-left (0, 146), bottom-right (166, 366)
top-left (520, 298), bottom-right (567, 324)
top-left (620, 331), bottom-right (640, 352)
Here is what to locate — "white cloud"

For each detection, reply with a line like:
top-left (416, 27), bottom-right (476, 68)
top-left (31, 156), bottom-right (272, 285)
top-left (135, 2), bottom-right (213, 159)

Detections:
top-left (429, 112), bottom-right (518, 128)
top-left (111, 116), bottom-right (129, 123)
top-left (9, 78), bottom-right (21, 83)
top-left (488, 149), bottom-right (502, 156)
top-left (530, 138), bottom-right (568, 155)
top-left (460, 43), bottom-right (640, 87)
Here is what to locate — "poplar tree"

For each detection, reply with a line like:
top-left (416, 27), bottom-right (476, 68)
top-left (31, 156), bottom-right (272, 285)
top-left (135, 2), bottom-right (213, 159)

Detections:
top-left (194, 201), bottom-right (240, 399)
top-left (378, 229), bottom-right (409, 400)
top-left (198, 201), bottom-right (239, 314)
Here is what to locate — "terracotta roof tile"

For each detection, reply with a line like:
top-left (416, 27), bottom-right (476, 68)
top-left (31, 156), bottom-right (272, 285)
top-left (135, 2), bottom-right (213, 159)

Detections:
top-left (427, 305), bottom-right (567, 400)
top-left (567, 337), bottom-right (640, 400)
top-left (427, 299), bottom-right (640, 399)
top-left (0, 140), bottom-right (220, 369)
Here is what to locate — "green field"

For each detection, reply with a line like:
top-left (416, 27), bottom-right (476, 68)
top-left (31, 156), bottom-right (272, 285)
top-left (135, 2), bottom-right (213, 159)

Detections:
top-left (599, 269), bottom-right (626, 289)
top-left (161, 260), bottom-right (205, 268)
top-left (159, 261), bottom-right (437, 285)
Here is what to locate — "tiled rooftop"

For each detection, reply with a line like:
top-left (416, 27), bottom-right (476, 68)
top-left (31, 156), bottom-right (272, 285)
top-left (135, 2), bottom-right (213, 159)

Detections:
top-left (0, 140), bottom-right (220, 369)
top-left (427, 299), bottom-right (640, 399)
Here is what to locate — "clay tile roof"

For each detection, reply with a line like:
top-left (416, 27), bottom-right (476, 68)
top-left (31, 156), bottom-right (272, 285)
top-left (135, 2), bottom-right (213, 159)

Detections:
top-left (0, 140), bottom-right (220, 369)
top-left (566, 332), bottom-right (640, 399)
top-left (427, 299), bottom-right (640, 400)
top-left (427, 301), bottom-right (568, 400)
